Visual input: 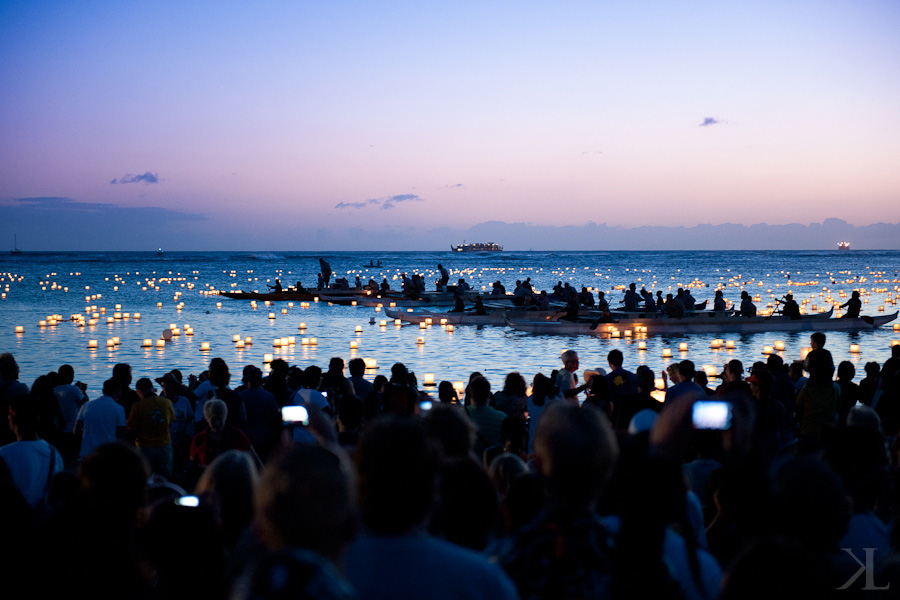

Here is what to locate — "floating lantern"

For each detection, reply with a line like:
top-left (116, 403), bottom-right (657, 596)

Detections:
top-left (453, 381), bottom-right (465, 394)
top-left (233, 334), bottom-right (241, 342)
top-left (185, 327), bottom-right (194, 335)
top-left (725, 340), bottom-right (735, 349)
top-left (447, 324), bottom-right (454, 332)
top-left (891, 340), bottom-right (899, 347)
top-left (655, 377), bottom-right (665, 390)
top-left (113, 312), bottom-right (122, 320)
top-left (375, 306), bottom-right (381, 312)
top-left (624, 329), bottom-right (633, 337)
top-left (288, 302), bottom-right (294, 308)
top-left (850, 344), bottom-right (860, 354)
top-left (236, 340), bottom-right (245, 349)
top-left (301, 338), bottom-right (309, 345)
top-left (423, 373), bottom-right (435, 386)
top-left (156, 339), bottom-right (165, 349)
top-left (389, 302), bottom-right (396, 308)
top-left (763, 346), bottom-right (774, 355)
top-left (15, 326), bottom-right (23, 333)
top-left (774, 341), bottom-right (785, 351)
top-left (417, 337), bottom-right (425, 345)
top-left (112, 336), bottom-right (120, 345)
top-left (106, 317), bottom-right (114, 324)
top-left (245, 336), bottom-right (252, 345)
top-left (288, 336), bottom-right (296, 345)
top-left (356, 325), bottom-right (363, 333)
top-left (268, 313), bottom-right (276, 319)
top-left (380, 320), bottom-right (387, 327)
top-left (134, 313), bottom-right (141, 319)
top-left (281, 308), bottom-right (288, 314)
top-left (610, 330), bottom-right (620, 338)
top-left (638, 341), bottom-right (647, 350)
top-left (364, 358), bottom-right (377, 369)
top-left (350, 341), bottom-right (358, 350)
top-left (800, 347), bottom-right (812, 359)
top-left (351, 300), bottom-right (357, 306)
top-left (704, 365), bottom-right (718, 377)
top-left (201, 342), bottom-right (210, 351)
top-left (39, 320), bottom-right (47, 327)
top-left (142, 339), bottom-right (152, 347)
top-left (419, 322), bottom-right (428, 329)
top-left (395, 319), bottom-right (402, 326)
top-left (299, 322), bottom-right (306, 329)
top-left (309, 337), bottom-right (317, 345)
top-left (263, 353), bottom-right (273, 363)
top-left (679, 343), bottom-right (688, 352)
top-left (425, 318), bottom-right (433, 325)
top-left (106, 339), bottom-right (115, 348)
top-left (662, 348), bottom-right (672, 358)
top-left (273, 339), bottom-right (282, 347)
top-left (157, 302), bottom-right (163, 308)
top-left (440, 318), bottom-right (448, 325)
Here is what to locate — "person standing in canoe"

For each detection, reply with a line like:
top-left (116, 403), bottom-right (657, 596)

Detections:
top-left (319, 258), bottom-right (332, 288)
top-left (437, 263), bottom-right (450, 290)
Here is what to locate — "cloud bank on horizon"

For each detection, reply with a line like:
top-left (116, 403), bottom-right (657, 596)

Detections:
top-left (2, 197), bottom-right (898, 251)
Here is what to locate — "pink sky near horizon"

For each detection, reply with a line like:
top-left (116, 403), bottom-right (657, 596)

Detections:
top-left (2, 0), bottom-right (899, 244)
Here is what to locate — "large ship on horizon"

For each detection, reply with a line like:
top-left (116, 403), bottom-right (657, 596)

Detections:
top-left (838, 241), bottom-right (850, 251)
top-left (451, 241), bottom-right (503, 253)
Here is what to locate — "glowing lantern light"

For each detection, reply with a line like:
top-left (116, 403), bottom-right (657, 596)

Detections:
top-left (423, 373), bottom-right (435, 386)
top-left (850, 344), bottom-right (860, 354)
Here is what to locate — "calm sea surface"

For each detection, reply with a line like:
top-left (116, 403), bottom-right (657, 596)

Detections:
top-left (2, 250), bottom-right (898, 392)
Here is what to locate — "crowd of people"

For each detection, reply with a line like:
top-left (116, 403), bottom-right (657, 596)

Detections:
top-left (2, 334), bottom-right (900, 599)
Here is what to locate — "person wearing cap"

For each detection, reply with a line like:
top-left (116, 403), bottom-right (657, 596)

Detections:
top-left (127, 377), bottom-right (175, 477)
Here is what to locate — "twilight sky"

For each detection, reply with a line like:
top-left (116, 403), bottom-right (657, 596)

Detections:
top-left (1, 1), bottom-right (899, 250)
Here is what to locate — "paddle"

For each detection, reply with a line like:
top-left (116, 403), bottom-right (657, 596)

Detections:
top-left (861, 315), bottom-right (875, 325)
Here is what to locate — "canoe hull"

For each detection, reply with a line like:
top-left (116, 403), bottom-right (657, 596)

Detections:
top-left (506, 311), bottom-right (898, 336)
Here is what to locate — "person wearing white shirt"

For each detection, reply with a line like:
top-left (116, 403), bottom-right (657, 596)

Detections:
top-left (75, 378), bottom-right (127, 458)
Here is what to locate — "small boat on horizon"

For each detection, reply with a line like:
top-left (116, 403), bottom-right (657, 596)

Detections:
top-left (10, 234), bottom-right (23, 255)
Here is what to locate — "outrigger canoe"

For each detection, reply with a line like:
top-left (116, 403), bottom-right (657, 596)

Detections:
top-left (506, 308), bottom-right (898, 336)
top-left (218, 288), bottom-right (365, 302)
top-left (385, 307), bottom-right (576, 326)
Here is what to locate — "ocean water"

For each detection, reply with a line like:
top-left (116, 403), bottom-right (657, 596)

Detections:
top-left (2, 250), bottom-right (898, 392)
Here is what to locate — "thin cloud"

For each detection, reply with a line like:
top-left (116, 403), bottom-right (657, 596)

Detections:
top-left (335, 193), bottom-right (424, 210)
top-left (440, 183), bottom-right (464, 190)
top-left (699, 117), bottom-right (720, 127)
top-left (111, 171), bottom-right (159, 184)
